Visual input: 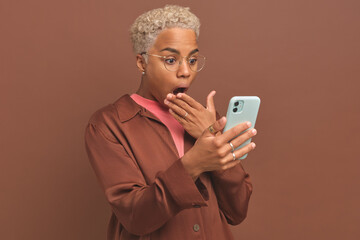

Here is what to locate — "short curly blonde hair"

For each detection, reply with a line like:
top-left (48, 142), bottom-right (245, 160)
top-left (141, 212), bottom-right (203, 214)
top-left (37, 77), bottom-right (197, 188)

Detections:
top-left (130, 5), bottom-right (200, 54)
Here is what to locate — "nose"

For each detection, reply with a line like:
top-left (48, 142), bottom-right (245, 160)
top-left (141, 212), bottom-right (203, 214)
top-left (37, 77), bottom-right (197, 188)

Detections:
top-left (176, 58), bottom-right (191, 78)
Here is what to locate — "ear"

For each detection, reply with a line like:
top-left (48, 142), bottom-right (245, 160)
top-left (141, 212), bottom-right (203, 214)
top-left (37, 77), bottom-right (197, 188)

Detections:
top-left (136, 54), bottom-right (146, 73)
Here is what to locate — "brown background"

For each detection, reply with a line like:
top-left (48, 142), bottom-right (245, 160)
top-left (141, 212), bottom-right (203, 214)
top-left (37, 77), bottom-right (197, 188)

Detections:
top-left (1, 0), bottom-right (359, 239)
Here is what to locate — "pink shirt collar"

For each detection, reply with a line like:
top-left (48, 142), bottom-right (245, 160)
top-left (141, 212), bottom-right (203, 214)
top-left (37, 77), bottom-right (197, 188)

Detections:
top-left (130, 94), bottom-right (185, 157)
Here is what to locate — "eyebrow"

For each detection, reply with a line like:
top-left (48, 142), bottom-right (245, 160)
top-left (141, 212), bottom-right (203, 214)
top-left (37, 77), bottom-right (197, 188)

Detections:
top-left (160, 47), bottom-right (199, 56)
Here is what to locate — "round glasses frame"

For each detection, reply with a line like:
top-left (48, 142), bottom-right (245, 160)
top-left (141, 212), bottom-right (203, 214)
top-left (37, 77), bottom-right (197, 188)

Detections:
top-left (141, 52), bottom-right (206, 72)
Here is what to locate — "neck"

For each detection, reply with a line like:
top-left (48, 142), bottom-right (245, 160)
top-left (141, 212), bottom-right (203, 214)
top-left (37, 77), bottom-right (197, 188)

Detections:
top-left (136, 77), bottom-right (157, 101)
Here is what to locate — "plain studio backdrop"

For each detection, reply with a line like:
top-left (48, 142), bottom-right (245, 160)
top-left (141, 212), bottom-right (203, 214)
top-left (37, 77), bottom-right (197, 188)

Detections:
top-left (1, 0), bottom-right (359, 239)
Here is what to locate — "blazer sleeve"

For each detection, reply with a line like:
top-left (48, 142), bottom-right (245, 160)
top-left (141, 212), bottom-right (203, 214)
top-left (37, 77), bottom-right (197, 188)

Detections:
top-left (84, 123), bottom-right (207, 236)
top-left (210, 164), bottom-right (253, 225)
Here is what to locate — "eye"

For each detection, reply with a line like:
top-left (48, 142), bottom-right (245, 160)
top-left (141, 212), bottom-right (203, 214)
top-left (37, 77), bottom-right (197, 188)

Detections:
top-left (188, 56), bottom-right (198, 65)
top-left (164, 56), bottom-right (177, 65)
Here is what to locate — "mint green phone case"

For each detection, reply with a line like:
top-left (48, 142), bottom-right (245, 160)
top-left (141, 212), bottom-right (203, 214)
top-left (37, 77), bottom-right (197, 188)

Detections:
top-left (223, 96), bottom-right (260, 160)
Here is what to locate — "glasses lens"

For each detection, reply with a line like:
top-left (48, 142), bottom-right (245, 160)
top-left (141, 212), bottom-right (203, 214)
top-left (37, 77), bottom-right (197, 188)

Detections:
top-left (163, 55), bottom-right (179, 72)
top-left (189, 54), bottom-right (205, 72)
top-left (163, 54), bottom-right (206, 72)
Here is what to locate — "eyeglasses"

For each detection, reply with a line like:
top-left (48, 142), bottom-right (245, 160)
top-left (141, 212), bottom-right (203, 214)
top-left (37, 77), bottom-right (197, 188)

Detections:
top-left (141, 52), bottom-right (206, 72)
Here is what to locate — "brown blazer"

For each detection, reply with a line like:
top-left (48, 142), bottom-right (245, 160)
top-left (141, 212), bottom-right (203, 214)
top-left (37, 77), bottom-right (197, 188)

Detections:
top-left (85, 94), bottom-right (253, 240)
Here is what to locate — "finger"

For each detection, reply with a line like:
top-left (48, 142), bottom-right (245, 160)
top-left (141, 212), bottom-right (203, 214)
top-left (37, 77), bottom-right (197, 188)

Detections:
top-left (169, 108), bottom-right (186, 123)
top-left (171, 97), bottom-right (192, 112)
top-left (231, 128), bottom-right (257, 149)
top-left (205, 117), bottom-right (226, 136)
top-left (164, 99), bottom-right (190, 119)
top-left (206, 90), bottom-right (216, 112)
top-left (176, 93), bottom-right (204, 111)
top-left (221, 158), bottom-right (241, 171)
top-left (217, 121), bottom-right (252, 145)
top-left (221, 141), bottom-right (256, 166)
top-left (166, 94), bottom-right (193, 113)
top-left (233, 142), bottom-right (256, 160)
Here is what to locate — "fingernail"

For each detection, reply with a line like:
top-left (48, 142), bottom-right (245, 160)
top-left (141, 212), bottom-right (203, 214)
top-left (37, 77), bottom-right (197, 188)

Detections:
top-left (252, 129), bottom-right (257, 135)
top-left (164, 99), bottom-right (169, 104)
top-left (167, 93), bottom-right (172, 99)
top-left (251, 142), bottom-right (256, 148)
top-left (247, 121), bottom-right (251, 127)
top-left (177, 93), bottom-right (182, 97)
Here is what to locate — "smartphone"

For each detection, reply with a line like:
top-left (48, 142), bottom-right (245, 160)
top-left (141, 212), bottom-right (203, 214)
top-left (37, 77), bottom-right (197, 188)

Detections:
top-left (223, 96), bottom-right (261, 159)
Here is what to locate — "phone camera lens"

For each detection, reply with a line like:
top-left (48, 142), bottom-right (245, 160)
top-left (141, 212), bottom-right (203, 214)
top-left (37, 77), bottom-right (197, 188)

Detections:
top-left (233, 108), bottom-right (237, 113)
top-left (234, 102), bottom-right (239, 106)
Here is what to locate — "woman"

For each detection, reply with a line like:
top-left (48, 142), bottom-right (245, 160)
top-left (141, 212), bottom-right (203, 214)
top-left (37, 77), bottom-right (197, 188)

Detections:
top-left (85, 5), bottom-right (256, 240)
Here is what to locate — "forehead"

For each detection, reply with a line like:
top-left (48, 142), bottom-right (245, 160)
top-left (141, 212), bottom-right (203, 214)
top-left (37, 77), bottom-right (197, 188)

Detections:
top-left (151, 28), bottom-right (198, 54)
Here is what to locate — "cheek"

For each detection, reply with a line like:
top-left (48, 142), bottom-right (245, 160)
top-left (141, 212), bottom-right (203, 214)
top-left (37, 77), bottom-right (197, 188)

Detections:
top-left (146, 67), bottom-right (173, 93)
top-left (147, 62), bottom-right (166, 79)
top-left (148, 66), bottom-right (173, 85)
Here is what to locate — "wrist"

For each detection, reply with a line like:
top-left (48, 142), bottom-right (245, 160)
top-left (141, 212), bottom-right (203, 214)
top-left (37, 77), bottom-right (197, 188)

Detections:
top-left (181, 152), bottom-right (202, 181)
top-left (187, 129), bottom-right (202, 139)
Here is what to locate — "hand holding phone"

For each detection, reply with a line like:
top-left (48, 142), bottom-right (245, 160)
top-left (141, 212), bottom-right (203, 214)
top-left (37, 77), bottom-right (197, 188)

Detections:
top-left (223, 96), bottom-right (260, 159)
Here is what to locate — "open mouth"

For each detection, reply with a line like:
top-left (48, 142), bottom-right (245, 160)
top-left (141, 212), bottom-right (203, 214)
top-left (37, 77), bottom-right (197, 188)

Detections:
top-left (172, 87), bottom-right (188, 95)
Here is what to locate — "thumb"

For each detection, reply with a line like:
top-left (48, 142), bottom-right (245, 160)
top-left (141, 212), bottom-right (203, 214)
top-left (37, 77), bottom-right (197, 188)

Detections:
top-left (205, 116), bottom-right (226, 136)
top-left (206, 90), bottom-right (216, 112)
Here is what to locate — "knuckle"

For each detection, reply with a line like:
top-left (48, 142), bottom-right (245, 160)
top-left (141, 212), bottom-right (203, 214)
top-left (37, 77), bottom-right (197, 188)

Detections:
top-left (228, 129), bottom-right (239, 139)
top-left (216, 149), bottom-right (227, 158)
top-left (213, 138), bottom-right (222, 148)
top-left (174, 100), bottom-right (181, 107)
top-left (221, 165), bottom-right (228, 170)
top-left (212, 122), bottom-right (220, 131)
top-left (238, 122), bottom-right (249, 131)
top-left (180, 102), bottom-right (187, 108)
top-left (230, 127), bottom-right (238, 136)
top-left (232, 136), bottom-right (244, 147)
top-left (220, 158), bottom-right (228, 165)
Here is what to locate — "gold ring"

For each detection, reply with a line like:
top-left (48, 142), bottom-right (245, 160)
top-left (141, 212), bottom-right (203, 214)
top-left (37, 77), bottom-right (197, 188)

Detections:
top-left (184, 112), bottom-right (188, 118)
top-left (229, 142), bottom-right (235, 152)
top-left (208, 125), bottom-right (215, 134)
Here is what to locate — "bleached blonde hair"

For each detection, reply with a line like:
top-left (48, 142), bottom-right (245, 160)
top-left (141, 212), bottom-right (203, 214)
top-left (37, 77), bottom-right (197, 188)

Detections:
top-left (130, 5), bottom-right (200, 54)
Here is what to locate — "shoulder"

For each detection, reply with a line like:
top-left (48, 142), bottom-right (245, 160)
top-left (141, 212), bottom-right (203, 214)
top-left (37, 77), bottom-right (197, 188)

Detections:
top-left (88, 94), bottom-right (140, 128)
top-left (86, 94), bottom-right (142, 142)
top-left (88, 102), bottom-right (118, 127)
